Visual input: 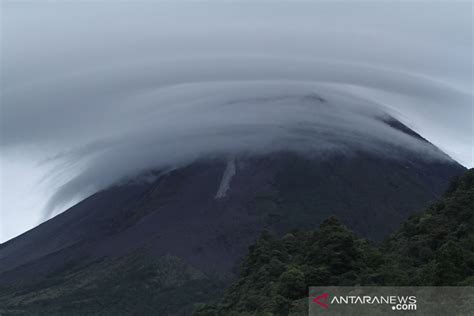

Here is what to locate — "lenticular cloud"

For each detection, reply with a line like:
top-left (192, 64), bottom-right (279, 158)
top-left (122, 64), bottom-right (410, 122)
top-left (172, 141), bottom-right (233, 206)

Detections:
top-left (26, 67), bottom-right (456, 217)
top-left (1, 1), bottom-right (472, 229)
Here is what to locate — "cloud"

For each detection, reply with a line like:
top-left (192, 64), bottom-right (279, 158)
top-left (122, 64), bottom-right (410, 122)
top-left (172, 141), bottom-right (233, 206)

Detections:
top-left (0, 1), bottom-right (472, 241)
top-left (7, 79), bottom-right (453, 217)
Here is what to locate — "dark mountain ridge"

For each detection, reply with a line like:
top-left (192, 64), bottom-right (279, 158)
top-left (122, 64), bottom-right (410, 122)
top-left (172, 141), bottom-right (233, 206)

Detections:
top-left (0, 152), bottom-right (464, 282)
top-left (0, 119), bottom-right (466, 315)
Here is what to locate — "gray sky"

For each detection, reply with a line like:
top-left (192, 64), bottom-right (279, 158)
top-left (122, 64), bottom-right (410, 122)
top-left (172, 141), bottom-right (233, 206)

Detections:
top-left (1, 1), bottom-right (472, 242)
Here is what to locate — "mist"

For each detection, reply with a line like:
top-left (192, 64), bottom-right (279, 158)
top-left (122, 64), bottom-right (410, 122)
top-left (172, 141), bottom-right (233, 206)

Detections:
top-left (1, 1), bottom-right (472, 242)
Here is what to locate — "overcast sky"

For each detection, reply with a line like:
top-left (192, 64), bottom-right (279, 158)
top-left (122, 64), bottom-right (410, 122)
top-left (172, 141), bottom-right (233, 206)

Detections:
top-left (1, 1), bottom-right (472, 242)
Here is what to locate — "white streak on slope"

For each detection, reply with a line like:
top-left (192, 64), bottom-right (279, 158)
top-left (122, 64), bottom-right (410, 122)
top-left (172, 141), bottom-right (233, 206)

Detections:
top-left (215, 158), bottom-right (236, 199)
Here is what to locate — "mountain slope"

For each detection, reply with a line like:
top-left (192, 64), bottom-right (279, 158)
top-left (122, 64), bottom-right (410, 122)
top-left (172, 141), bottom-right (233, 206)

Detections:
top-left (0, 120), bottom-right (466, 315)
top-left (1, 152), bottom-right (463, 281)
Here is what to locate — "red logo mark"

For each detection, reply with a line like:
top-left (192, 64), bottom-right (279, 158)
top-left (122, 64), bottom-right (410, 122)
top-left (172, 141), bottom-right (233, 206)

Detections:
top-left (311, 292), bottom-right (330, 309)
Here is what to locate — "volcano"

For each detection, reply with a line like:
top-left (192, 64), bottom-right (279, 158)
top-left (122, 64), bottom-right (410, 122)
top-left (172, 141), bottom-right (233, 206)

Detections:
top-left (0, 119), bottom-right (465, 315)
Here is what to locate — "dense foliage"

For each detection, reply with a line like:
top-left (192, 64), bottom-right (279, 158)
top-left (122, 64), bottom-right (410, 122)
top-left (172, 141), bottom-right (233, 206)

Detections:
top-left (383, 168), bottom-right (474, 286)
top-left (196, 169), bottom-right (474, 315)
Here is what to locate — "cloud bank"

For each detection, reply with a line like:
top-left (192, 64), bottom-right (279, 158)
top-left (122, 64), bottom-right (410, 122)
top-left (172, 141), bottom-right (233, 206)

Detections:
top-left (1, 1), bottom-right (472, 241)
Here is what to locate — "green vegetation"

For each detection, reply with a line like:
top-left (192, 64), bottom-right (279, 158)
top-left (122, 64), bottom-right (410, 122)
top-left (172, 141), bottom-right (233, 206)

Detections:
top-left (383, 168), bottom-right (474, 286)
top-left (196, 169), bottom-right (474, 315)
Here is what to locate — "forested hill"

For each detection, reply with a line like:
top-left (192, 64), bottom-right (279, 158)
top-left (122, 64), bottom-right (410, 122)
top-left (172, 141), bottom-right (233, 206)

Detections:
top-left (383, 168), bottom-right (474, 286)
top-left (196, 169), bottom-right (474, 315)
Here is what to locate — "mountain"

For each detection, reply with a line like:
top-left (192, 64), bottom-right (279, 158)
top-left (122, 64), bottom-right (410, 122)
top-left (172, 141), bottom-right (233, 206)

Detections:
top-left (195, 169), bottom-right (474, 315)
top-left (0, 120), bottom-right (466, 315)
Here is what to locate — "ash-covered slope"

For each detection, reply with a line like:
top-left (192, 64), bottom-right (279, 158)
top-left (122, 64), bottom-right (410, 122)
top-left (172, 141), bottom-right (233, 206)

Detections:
top-left (0, 120), bottom-right (466, 314)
